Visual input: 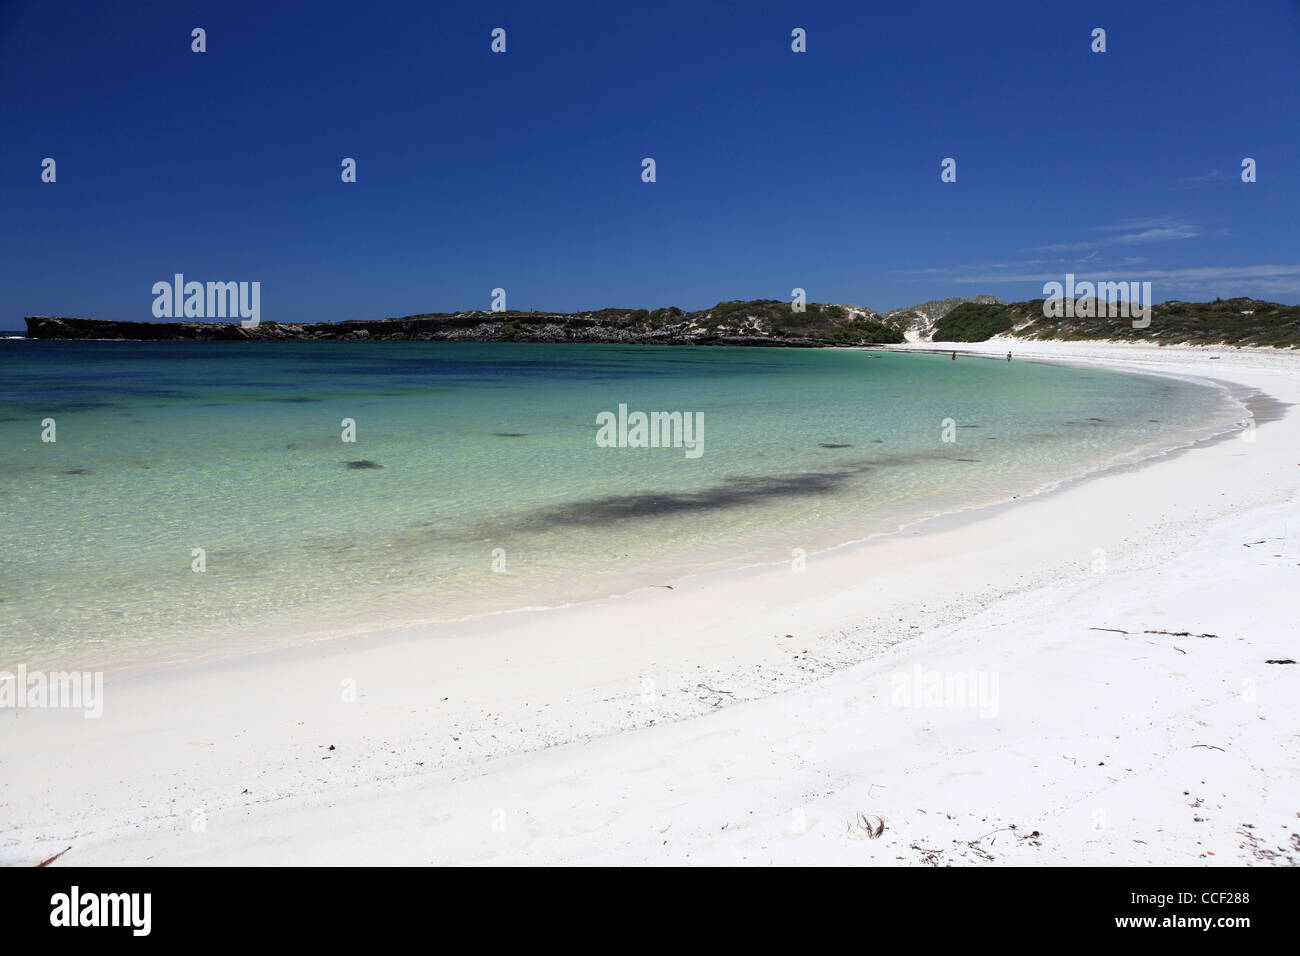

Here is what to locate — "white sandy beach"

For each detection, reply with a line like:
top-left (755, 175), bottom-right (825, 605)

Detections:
top-left (3, 339), bottom-right (1298, 866)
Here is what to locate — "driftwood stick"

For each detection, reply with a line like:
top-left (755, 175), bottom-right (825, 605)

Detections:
top-left (36, 846), bottom-right (71, 867)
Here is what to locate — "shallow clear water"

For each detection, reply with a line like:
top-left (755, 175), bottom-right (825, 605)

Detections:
top-left (0, 340), bottom-right (1239, 667)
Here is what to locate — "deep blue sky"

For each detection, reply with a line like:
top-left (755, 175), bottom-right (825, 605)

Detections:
top-left (3, 0), bottom-right (1298, 325)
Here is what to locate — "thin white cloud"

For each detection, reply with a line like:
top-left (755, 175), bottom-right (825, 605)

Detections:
top-left (1038, 222), bottom-right (1200, 253)
top-left (1175, 170), bottom-right (1228, 189)
top-left (1114, 225), bottom-right (1201, 244)
top-left (1093, 216), bottom-right (1186, 232)
top-left (952, 263), bottom-right (1300, 284)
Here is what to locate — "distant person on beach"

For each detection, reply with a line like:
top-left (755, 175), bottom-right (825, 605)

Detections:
top-left (951, 351), bottom-right (956, 360)
top-left (1007, 351), bottom-right (1012, 362)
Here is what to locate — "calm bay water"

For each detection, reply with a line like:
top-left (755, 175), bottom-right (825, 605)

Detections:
top-left (0, 340), bottom-right (1239, 667)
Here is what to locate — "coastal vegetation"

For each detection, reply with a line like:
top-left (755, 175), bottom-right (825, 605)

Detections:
top-left (1005, 297), bottom-right (1300, 347)
top-left (932, 302), bottom-right (1016, 342)
top-left (23, 300), bottom-right (906, 347)
top-left (918, 297), bottom-right (1300, 347)
top-left (22, 297), bottom-right (1300, 347)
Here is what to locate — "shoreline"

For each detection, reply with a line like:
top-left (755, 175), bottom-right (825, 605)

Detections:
top-left (3, 340), bottom-right (1299, 865)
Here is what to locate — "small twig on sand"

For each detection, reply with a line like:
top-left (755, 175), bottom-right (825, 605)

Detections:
top-left (36, 846), bottom-right (71, 868)
top-left (1090, 627), bottom-right (1129, 634)
top-left (1144, 629), bottom-right (1219, 638)
top-left (972, 825), bottom-right (1018, 844)
top-left (909, 842), bottom-right (946, 866)
top-left (1191, 744), bottom-right (1226, 752)
top-left (697, 684), bottom-right (733, 696)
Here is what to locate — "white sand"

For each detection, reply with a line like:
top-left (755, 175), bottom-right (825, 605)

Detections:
top-left (3, 339), bottom-right (1298, 866)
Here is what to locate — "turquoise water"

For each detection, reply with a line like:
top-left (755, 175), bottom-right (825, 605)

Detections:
top-left (0, 340), bottom-right (1238, 667)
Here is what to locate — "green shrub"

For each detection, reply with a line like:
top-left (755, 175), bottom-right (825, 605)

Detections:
top-left (933, 302), bottom-right (1015, 341)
